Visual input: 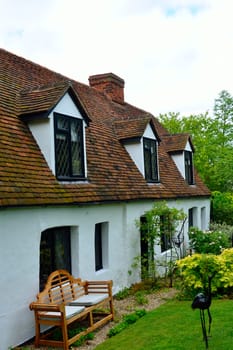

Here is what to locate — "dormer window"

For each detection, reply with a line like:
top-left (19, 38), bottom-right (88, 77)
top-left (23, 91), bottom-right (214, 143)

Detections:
top-left (54, 113), bottom-right (85, 180)
top-left (143, 137), bottom-right (159, 182)
top-left (184, 150), bottom-right (194, 185)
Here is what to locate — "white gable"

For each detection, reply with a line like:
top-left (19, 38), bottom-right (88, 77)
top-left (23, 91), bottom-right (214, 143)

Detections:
top-left (124, 122), bottom-right (158, 178)
top-left (171, 140), bottom-right (193, 180)
top-left (185, 140), bottom-right (192, 152)
top-left (143, 123), bottom-right (157, 140)
top-left (53, 92), bottom-right (83, 119)
top-left (27, 92), bottom-right (87, 177)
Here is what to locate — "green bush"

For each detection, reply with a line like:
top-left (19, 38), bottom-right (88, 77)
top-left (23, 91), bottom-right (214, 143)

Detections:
top-left (189, 227), bottom-right (230, 254)
top-left (108, 309), bottom-right (146, 337)
top-left (176, 248), bottom-right (233, 298)
top-left (210, 222), bottom-right (233, 247)
top-left (211, 191), bottom-right (233, 225)
top-left (135, 291), bottom-right (148, 305)
top-left (115, 287), bottom-right (131, 300)
top-left (51, 325), bottom-right (94, 346)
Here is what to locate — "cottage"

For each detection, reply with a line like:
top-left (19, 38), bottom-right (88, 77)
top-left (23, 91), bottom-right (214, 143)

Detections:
top-left (0, 48), bottom-right (210, 349)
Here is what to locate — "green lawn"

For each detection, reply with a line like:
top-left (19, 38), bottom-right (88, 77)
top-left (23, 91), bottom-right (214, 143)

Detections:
top-left (95, 299), bottom-right (233, 350)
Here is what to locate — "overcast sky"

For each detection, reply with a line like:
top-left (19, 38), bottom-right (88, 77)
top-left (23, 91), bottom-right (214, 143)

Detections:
top-left (0, 0), bottom-right (232, 116)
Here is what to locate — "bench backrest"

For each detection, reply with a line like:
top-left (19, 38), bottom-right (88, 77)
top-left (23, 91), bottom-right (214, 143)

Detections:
top-left (37, 270), bottom-right (86, 305)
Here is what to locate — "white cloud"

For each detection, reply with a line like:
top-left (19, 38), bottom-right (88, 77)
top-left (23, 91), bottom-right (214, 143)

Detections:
top-left (0, 0), bottom-right (233, 116)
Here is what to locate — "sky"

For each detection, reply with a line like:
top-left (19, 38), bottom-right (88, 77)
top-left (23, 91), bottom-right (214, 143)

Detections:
top-left (0, 0), bottom-right (233, 117)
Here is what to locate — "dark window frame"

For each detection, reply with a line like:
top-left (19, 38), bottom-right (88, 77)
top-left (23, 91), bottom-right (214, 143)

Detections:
top-left (160, 215), bottom-right (172, 253)
top-left (184, 150), bottom-right (194, 185)
top-left (143, 137), bottom-right (159, 182)
top-left (95, 223), bottom-right (103, 271)
top-left (54, 113), bottom-right (85, 180)
top-left (188, 208), bottom-right (194, 228)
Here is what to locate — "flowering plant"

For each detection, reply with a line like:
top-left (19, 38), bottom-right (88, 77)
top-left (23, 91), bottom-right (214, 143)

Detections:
top-left (189, 227), bottom-right (230, 255)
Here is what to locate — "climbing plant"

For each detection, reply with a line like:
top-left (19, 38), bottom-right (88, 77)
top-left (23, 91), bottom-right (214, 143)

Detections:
top-left (134, 201), bottom-right (186, 285)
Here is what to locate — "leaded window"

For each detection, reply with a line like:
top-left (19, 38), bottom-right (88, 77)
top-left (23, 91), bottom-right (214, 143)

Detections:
top-left (143, 138), bottom-right (159, 182)
top-left (184, 150), bottom-right (194, 185)
top-left (54, 113), bottom-right (85, 180)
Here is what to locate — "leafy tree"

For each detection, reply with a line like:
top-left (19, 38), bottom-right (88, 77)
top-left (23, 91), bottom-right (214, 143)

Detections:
top-left (214, 90), bottom-right (233, 147)
top-left (159, 90), bottom-right (233, 192)
top-left (211, 191), bottom-right (233, 225)
top-left (159, 112), bottom-right (219, 190)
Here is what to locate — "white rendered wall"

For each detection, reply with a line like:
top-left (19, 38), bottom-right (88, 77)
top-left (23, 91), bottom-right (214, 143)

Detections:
top-left (0, 196), bottom-right (210, 349)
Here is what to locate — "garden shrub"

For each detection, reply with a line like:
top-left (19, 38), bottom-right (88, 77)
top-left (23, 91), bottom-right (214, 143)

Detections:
top-left (51, 325), bottom-right (94, 346)
top-left (210, 222), bottom-right (233, 247)
top-left (135, 291), bottom-right (148, 305)
top-left (211, 191), bottom-right (233, 225)
top-left (189, 227), bottom-right (230, 254)
top-left (115, 287), bottom-right (131, 300)
top-left (176, 248), bottom-right (233, 298)
top-left (108, 309), bottom-right (146, 337)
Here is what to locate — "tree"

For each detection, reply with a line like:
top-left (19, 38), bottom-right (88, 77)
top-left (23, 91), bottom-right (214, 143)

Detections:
top-left (159, 112), bottom-right (219, 190)
top-left (214, 90), bottom-right (233, 147)
top-left (159, 90), bottom-right (233, 193)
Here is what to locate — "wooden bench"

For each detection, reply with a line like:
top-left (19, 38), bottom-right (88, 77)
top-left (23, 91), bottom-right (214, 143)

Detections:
top-left (29, 269), bottom-right (114, 350)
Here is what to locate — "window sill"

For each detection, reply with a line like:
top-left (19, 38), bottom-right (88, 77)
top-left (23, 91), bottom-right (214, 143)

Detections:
top-left (95, 268), bottom-right (109, 276)
top-left (147, 181), bottom-right (161, 185)
top-left (58, 178), bottom-right (89, 184)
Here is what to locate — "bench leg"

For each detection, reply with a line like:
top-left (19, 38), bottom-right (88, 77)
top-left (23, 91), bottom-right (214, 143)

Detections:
top-left (61, 319), bottom-right (69, 350)
top-left (89, 311), bottom-right (93, 327)
top-left (34, 314), bottom-right (40, 346)
top-left (109, 299), bottom-right (114, 320)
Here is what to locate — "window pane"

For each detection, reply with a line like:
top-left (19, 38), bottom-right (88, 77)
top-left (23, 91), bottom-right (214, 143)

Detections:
top-left (189, 208), bottom-right (193, 228)
top-left (56, 134), bottom-right (69, 176)
top-left (160, 215), bottom-right (172, 252)
top-left (185, 151), bottom-right (194, 184)
top-left (143, 138), bottom-right (158, 182)
top-left (71, 119), bottom-right (84, 176)
top-left (151, 141), bottom-right (158, 180)
top-left (144, 141), bottom-right (151, 180)
top-left (95, 223), bottom-right (103, 271)
top-left (54, 114), bottom-right (85, 179)
top-left (54, 229), bottom-right (71, 269)
top-left (57, 116), bottom-right (69, 131)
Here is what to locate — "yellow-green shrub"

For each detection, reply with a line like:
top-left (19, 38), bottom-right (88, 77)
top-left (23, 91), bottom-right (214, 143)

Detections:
top-left (176, 248), bottom-right (233, 297)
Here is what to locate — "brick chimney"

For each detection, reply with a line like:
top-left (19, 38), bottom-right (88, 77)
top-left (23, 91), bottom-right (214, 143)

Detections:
top-left (89, 73), bottom-right (125, 104)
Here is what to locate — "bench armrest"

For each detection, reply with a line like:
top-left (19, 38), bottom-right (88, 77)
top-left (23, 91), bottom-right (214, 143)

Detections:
top-left (84, 280), bottom-right (113, 294)
top-left (29, 302), bottom-right (65, 313)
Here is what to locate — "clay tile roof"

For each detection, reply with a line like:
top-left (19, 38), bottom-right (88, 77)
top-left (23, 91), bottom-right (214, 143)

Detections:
top-left (0, 48), bottom-right (210, 208)
top-left (163, 133), bottom-right (194, 153)
top-left (17, 81), bottom-right (71, 117)
top-left (114, 116), bottom-right (151, 140)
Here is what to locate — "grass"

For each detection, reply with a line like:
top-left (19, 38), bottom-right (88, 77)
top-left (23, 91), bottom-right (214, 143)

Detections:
top-left (95, 299), bottom-right (233, 350)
